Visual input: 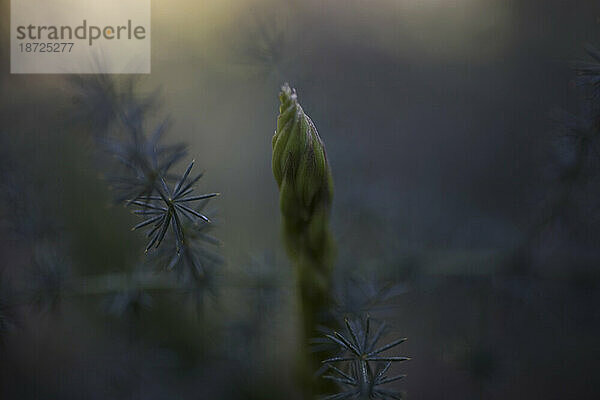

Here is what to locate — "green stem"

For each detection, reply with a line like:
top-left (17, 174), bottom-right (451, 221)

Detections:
top-left (271, 84), bottom-right (336, 398)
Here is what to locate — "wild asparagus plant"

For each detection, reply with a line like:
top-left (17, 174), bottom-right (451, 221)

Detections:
top-left (321, 316), bottom-right (409, 400)
top-left (72, 76), bottom-right (222, 311)
top-left (272, 83), bottom-right (335, 396)
top-left (512, 45), bottom-right (600, 275)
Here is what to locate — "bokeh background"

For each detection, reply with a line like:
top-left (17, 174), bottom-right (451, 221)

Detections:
top-left (2, 0), bottom-right (600, 399)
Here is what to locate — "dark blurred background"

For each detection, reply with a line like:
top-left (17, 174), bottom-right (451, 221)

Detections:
top-left (1, 0), bottom-right (600, 399)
